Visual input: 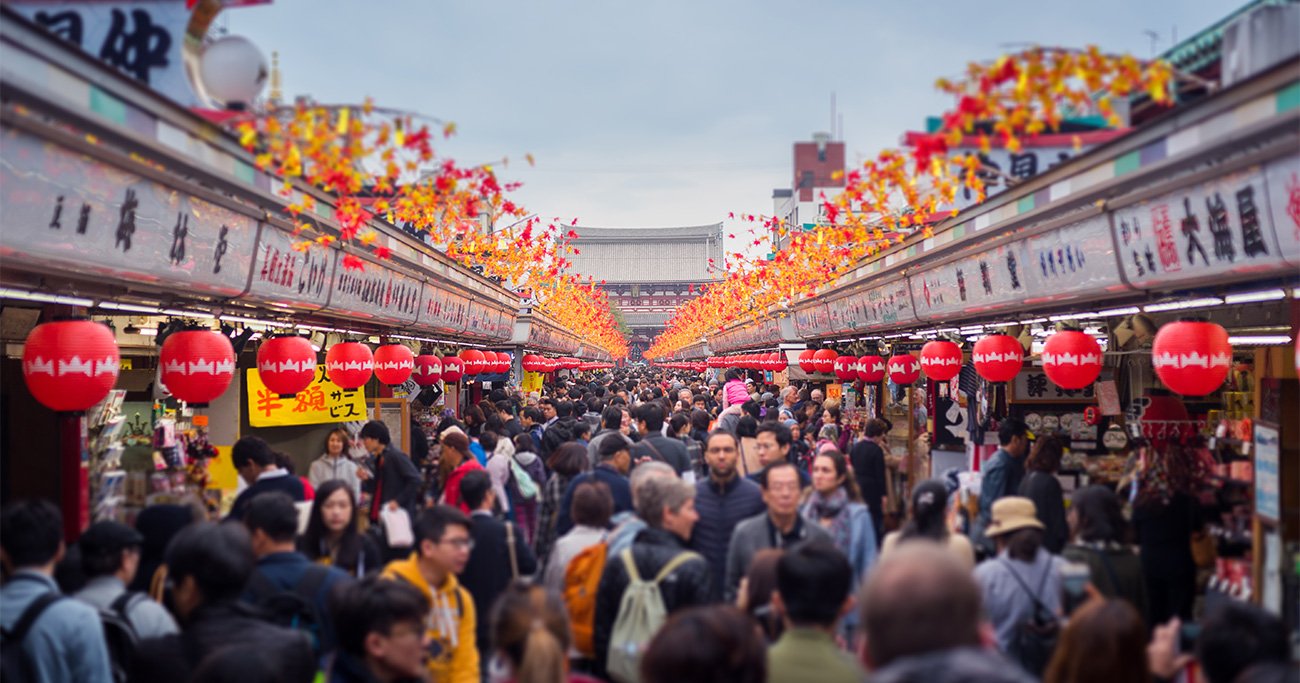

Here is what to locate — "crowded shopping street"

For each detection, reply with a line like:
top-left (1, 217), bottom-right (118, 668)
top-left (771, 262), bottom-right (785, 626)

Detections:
top-left (0, 1), bottom-right (1298, 682)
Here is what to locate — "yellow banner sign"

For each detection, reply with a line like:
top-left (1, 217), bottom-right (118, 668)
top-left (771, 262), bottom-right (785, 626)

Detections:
top-left (246, 365), bottom-right (368, 427)
top-left (522, 370), bottom-right (544, 394)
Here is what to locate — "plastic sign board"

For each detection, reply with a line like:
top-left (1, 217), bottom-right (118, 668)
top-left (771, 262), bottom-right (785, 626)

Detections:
top-left (246, 364), bottom-right (367, 427)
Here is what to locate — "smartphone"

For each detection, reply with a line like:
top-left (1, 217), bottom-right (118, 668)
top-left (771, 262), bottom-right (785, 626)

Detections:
top-left (1060, 561), bottom-right (1090, 615)
top-left (1178, 622), bottom-right (1201, 654)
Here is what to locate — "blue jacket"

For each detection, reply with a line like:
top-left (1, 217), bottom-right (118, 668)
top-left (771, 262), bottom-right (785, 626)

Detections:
top-left (799, 499), bottom-right (878, 628)
top-left (0, 572), bottom-right (112, 683)
top-left (241, 551), bottom-right (352, 660)
top-left (556, 464), bottom-right (632, 535)
top-left (689, 475), bottom-right (766, 601)
top-left (975, 448), bottom-right (1025, 553)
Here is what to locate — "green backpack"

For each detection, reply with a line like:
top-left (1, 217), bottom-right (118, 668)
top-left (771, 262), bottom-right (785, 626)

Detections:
top-left (606, 548), bottom-right (702, 683)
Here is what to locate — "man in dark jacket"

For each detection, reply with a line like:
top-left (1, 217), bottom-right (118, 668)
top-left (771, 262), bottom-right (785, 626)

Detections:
top-left (973, 417), bottom-right (1030, 556)
top-left (496, 401), bottom-right (524, 439)
top-left (587, 405), bottom-right (632, 468)
top-left (358, 420), bottom-right (422, 525)
top-left (457, 471), bottom-right (537, 666)
top-left (690, 430), bottom-right (765, 600)
top-left (557, 436), bottom-right (633, 535)
top-left (593, 475), bottom-right (711, 678)
top-left (850, 418), bottom-right (890, 544)
top-left (227, 436), bottom-right (305, 521)
top-left (240, 492), bottom-right (352, 661)
top-left (327, 576), bottom-right (429, 683)
top-left (132, 522), bottom-right (316, 683)
top-left (630, 403), bottom-right (692, 477)
top-left (725, 462), bottom-right (831, 602)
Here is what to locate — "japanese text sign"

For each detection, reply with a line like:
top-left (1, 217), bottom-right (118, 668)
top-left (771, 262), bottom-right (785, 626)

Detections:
top-left (246, 365), bottom-right (367, 427)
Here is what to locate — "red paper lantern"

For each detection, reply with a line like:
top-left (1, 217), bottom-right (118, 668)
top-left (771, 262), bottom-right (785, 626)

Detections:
top-left (161, 330), bottom-right (235, 405)
top-left (834, 355), bottom-right (857, 380)
top-left (972, 335), bottom-right (1024, 383)
top-left (521, 354), bottom-right (540, 372)
top-left (1041, 331), bottom-right (1103, 390)
top-left (857, 355), bottom-right (886, 383)
top-left (1152, 321), bottom-right (1232, 396)
top-left (920, 341), bottom-right (963, 381)
top-left (257, 336), bottom-right (317, 397)
top-left (441, 356), bottom-right (464, 382)
top-left (888, 353), bottom-right (920, 385)
top-left (812, 349), bottom-right (838, 374)
top-left (797, 349), bottom-right (816, 373)
top-left (22, 320), bottom-right (120, 412)
top-left (768, 352), bottom-right (786, 372)
top-left (374, 344), bottom-right (415, 386)
top-left (413, 354), bottom-right (442, 386)
top-left (459, 349), bottom-right (485, 375)
top-left (326, 342), bottom-right (373, 389)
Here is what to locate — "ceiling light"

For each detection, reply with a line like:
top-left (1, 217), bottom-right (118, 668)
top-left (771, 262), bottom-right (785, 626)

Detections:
top-left (1223, 289), bottom-right (1287, 305)
top-left (1143, 297), bottom-right (1224, 313)
top-left (1096, 306), bottom-right (1141, 316)
top-left (138, 327), bottom-right (158, 336)
top-left (1228, 335), bottom-right (1292, 345)
top-left (1018, 317), bottom-right (1048, 325)
top-left (161, 309), bottom-right (216, 319)
top-left (97, 302), bottom-right (162, 314)
top-left (221, 315), bottom-right (291, 328)
top-left (1049, 312), bottom-right (1099, 322)
top-left (0, 288), bottom-right (94, 307)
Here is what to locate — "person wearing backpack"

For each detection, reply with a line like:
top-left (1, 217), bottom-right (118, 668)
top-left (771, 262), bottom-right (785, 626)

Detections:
top-left (456, 471), bottom-right (537, 672)
top-left (131, 521), bottom-right (316, 683)
top-left (73, 521), bottom-right (176, 683)
top-left (0, 499), bottom-right (112, 683)
top-left (239, 492), bottom-right (352, 663)
top-left (593, 476), bottom-right (711, 683)
top-left (509, 433), bottom-right (545, 545)
top-left (973, 496), bottom-right (1064, 678)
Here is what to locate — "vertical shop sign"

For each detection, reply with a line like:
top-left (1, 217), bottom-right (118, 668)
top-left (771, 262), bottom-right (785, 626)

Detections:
top-left (1254, 423), bottom-right (1279, 522)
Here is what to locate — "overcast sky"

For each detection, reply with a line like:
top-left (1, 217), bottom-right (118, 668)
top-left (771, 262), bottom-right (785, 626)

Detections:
top-left (226, 0), bottom-right (1243, 256)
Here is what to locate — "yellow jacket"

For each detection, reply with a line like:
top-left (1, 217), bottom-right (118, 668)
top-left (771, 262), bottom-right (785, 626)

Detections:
top-left (382, 554), bottom-right (479, 683)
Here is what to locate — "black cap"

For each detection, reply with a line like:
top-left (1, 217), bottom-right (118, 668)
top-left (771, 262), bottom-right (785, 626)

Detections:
top-left (79, 520), bottom-right (144, 557)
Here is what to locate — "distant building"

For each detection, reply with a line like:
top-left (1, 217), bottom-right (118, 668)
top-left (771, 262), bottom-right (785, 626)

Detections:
top-left (772, 132), bottom-right (845, 252)
top-left (566, 224), bottom-right (723, 356)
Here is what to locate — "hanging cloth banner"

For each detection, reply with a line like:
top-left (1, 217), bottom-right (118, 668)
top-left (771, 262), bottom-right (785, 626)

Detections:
top-left (246, 365), bottom-right (367, 427)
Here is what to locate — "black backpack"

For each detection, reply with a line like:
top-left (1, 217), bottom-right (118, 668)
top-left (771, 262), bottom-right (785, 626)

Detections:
top-left (99, 592), bottom-right (144, 683)
top-left (246, 565), bottom-right (331, 655)
top-left (1000, 558), bottom-right (1061, 677)
top-left (0, 581), bottom-right (63, 683)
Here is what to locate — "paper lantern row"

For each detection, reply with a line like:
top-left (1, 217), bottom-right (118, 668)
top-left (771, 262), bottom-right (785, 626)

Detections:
top-left (705, 353), bottom-right (787, 372)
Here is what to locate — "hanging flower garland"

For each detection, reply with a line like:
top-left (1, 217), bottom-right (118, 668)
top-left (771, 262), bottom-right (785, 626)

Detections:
top-left (232, 102), bottom-right (627, 357)
top-left (648, 45), bottom-right (1194, 358)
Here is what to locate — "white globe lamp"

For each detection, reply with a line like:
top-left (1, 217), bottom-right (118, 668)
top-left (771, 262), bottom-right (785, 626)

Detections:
top-left (199, 36), bottom-right (268, 110)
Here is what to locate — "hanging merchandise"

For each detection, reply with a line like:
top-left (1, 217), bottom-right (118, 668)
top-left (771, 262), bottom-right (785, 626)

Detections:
top-left (812, 348), bottom-right (838, 374)
top-left (1152, 320), bottom-right (1232, 397)
top-left (1041, 330), bottom-right (1103, 390)
top-left (972, 334), bottom-right (1024, 383)
top-left (413, 354), bottom-right (443, 386)
top-left (374, 344), bottom-right (415, 386)
top-left (22, 319), bottom-right (120, 412)
top-left (160, 330), bottom-right (236, 405)
top-left (256, 336), bottom-right (317, 397)
top-left (459, 349), bottom-right (486, 376)
top-left (888, 353), bottom-right (920, 385)
top-left (797, 349), bottom-right (817, 373)
top-left (857, 355), bottom-right (887, 383)
top-left (442, 355), bottom-right (464, 381)
top-left (326, 342), bottom-right (374, 389)
top-left (834, 355), bottom-right (858, 380)
top-left (920, 340), bottom-right (963, 381)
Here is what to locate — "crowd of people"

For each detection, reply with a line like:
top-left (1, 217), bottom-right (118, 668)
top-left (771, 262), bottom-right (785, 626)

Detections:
top-left (1, 368), bottom-right (1294, 683)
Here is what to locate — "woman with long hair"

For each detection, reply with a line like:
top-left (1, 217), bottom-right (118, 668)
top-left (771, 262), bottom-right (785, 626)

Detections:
top-left (1044, 598), bottom-right (1151, 683)
top-left (800, 449), bottom-right (877, 586)
top-left (490, 580), bottom-right (599, 683)
top-left (1063, 485), bottom-right (1150, 627)
top-left (880, 479), bottom-right (975, 570)
top-left (821, 405), bottom-right (852, 453)
top-left (308, 427), bottom-right (362, 500)
top-left (535, 443), bottom-right (590, 567)
top-left (1019, 435), bottom-right (1068, 553)
top-left (298, 480), bottom-right (382, 578)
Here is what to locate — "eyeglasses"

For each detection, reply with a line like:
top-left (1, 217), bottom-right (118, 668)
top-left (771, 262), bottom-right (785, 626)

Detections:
top-left (766, 482), bottom-right (801, 493)
top-left (440, 537), bottom-right (474, 551)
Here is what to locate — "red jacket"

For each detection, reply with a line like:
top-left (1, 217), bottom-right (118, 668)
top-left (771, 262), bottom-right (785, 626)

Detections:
top-left (441, 459), bottom-right (485, 513)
